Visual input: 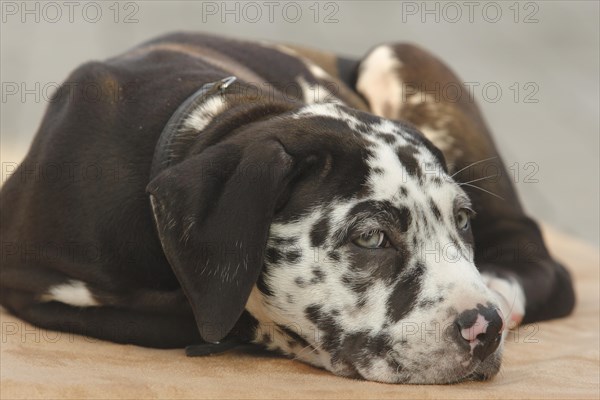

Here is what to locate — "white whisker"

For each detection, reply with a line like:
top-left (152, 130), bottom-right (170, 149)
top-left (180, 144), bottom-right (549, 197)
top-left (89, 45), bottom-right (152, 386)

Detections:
top-left (459, 174), bottom-right (500, 186)
top-left (451, 156), bottom-right (498, 178)
top-left (461, 183), bottom-right (505, 200)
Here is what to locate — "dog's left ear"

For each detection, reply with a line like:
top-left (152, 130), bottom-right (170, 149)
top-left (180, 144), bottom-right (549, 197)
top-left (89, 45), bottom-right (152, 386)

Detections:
top-left (147, 139), bottom-right (295, 343)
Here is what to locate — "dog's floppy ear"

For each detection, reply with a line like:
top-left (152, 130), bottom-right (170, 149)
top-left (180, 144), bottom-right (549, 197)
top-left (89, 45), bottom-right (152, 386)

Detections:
top-left (147, 139), bottom-right (294, 343)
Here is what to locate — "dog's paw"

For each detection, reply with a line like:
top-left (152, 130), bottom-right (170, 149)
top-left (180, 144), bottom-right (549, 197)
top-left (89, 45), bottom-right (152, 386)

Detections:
top-left (481, 273), bottom-right (526, 330)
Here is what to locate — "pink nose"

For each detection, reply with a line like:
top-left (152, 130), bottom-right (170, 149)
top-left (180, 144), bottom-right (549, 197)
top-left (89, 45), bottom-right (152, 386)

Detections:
top-left (461, 314), bottom-right (489, 341)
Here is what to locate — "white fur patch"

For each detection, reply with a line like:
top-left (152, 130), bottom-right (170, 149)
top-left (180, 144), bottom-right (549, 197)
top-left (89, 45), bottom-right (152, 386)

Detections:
top-left (183, 96), bottom-right (226, 131)
top-left (41, 280), bottom-right (99, 307)
top-left (307, 63), bottom-right (330, 80)
top-left (293, 102), bottom-right (358, 123)
top-left (420, 126), bottom-right (457, 154)
top-left (296, 76), bottom-right (342, 105)
top-left (356, 46), bottom-right (403, 119)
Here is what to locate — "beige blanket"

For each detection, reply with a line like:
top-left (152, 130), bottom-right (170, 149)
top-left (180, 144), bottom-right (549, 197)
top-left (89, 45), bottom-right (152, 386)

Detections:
top-left (1, 226), bottom-right (598, 399)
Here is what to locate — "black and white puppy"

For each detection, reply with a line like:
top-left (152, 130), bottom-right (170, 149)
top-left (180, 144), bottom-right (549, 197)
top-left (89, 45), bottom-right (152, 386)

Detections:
top-left (0, 33), bottom-right (575, 384)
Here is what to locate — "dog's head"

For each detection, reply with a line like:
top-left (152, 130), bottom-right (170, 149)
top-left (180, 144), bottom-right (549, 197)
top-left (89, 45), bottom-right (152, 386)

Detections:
top-left (147, 87), bottom-right (505, 384)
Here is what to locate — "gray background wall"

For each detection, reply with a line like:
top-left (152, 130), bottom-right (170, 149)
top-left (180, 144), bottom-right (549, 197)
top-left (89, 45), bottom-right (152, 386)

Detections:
top-left (1, 1), bottom-right (599, 246)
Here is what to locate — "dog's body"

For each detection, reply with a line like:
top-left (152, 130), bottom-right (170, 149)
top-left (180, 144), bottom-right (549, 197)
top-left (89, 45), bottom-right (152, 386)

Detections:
top-left (0, 33), bottom-right (575, 383)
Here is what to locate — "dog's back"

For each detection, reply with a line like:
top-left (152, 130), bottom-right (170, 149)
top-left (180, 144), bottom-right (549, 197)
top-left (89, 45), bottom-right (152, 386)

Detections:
top-left (0, 32), bottom-right (366, 338)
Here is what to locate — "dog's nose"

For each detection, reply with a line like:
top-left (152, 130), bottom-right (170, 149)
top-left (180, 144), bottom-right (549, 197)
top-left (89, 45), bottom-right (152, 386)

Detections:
top-left (455, 306), bottom-right (504, 361)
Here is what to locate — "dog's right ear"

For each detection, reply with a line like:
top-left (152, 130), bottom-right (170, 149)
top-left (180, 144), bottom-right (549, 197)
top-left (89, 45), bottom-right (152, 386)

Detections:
top-left (146, 138), bottom-right (295, 343)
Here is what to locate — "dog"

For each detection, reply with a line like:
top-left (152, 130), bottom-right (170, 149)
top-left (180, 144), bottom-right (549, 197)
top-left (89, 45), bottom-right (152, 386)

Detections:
top-left (0, 32), bottom-right (575, 384)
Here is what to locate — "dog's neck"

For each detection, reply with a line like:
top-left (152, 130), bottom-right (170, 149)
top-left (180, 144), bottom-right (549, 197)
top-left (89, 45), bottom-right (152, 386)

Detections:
top-left (149, 77), bottom-right (237, 179)
top-left (150, 76), bottom-right (301, 179)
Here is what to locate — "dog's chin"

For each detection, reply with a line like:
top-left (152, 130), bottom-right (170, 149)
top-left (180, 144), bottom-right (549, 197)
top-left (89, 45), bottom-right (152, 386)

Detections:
top-left (327, 348), bottom-right (503, 384)
top-left (463, 349), bottom-right (503, 382)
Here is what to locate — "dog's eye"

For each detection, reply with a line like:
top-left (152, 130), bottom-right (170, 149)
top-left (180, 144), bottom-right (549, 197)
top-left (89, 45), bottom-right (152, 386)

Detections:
top-left (353, 230), bottom-right (389, 249)
top-left (455, 208), bottom-right (473, 231)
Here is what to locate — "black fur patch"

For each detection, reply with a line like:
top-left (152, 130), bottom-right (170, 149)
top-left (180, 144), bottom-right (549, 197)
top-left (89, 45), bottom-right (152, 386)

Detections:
top-left (271, 236), bottom-right (298, 246)
top-left (396, 145), bottom-right (422, 178)
top-left (310, 217), bottom-right (330, 248)
top-left (285, 250), bottom-right (301, 263)
top-left (295, 277), bottom-right (306, 288)
top-left (327, 251), bottom-right (341, 262)
top-left (387, 262), bottom-right (424, 322)
top-left (265, 247), bottom-right (282, 264)
top-left (278, 324), bottom-right (312, 349)
top-left (395, 120), bottom-right (448, 172)
top-left (257, 270), bottom-right (273, 296)
top-left (418, 296), bottom-right (444, 309)
top-left (377, 133), bottom-right (397, 144)
top-left (397, 206), bottom-right (412, 232)
top-left (305, 305), bottom-right (343, 353)
top-left (429, 198), bottom-right (442, 221)
top-left (310, 268), bottom-right (326, 284)
top-left (339, 331), bottom-right (391, 370)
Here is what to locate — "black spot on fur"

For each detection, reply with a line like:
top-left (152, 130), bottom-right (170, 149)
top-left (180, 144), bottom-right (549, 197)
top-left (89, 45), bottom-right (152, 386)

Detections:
top-left (418, 299), bottom-right (436, 309)
top-left (429, 198), bottom-right (442, 221)
top-left (397, 206), bottom-right (412, 232)
top-left (395, 120), bottom-right (448, 172)
top-left (339, 331), bottom-right (391, 370)
top-left (257, 271), bottom-right (273, 296)
top-left (356, 295), bottom-right (367, 309)
top-left (387, 262), bottom-right (424, 322)
top-left (310, 268), bottom-right (326, 284)
top-left (327, 251), bottom-right (341, 262)
top-left (396, 145), bottom-right (422, 178)
top-left (310, 217), bottom-right (330, 248)
top-left (416, 207), bottom-right (430, 233)
top-left (304, 305), bottom-right (343, 353)
top-left (294, 277), bottom-right (306, 288)
top-left (279, 325), bottom-right (312, 349)
top-left (265, 247), bottom-right (282, 264)
top-left (372, 167), bottom-right (384, 175)
top-left (285, 250), bottom-right (301, 263)
top-left (271, 236), bottom-right (298, 246)
top-left (431, 175), bottom-right (444, 186)
top-left (377, 133), bottom-right (396, 144)
top-left (399, 186), bottom-right (408, 197)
